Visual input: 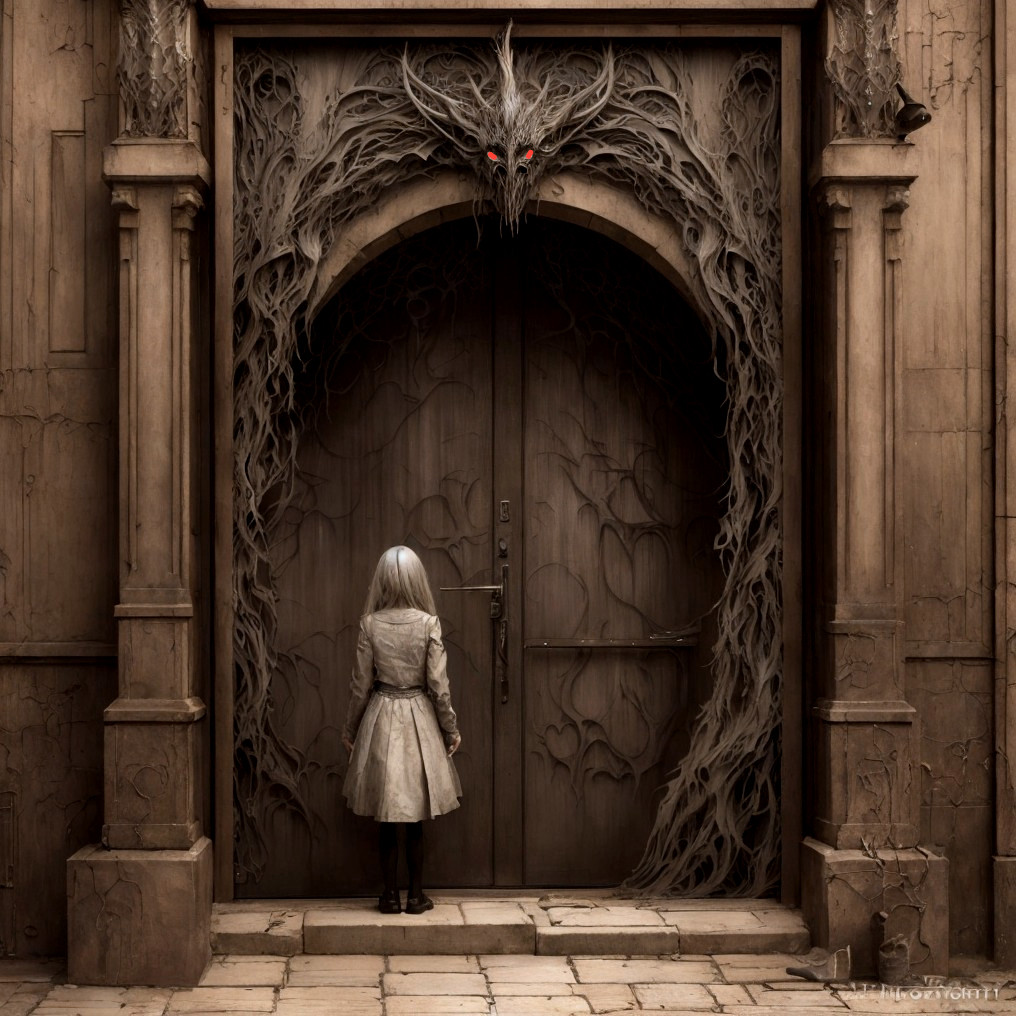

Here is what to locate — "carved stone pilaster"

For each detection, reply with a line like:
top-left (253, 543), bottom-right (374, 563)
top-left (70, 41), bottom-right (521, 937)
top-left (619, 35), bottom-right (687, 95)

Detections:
top-left (811, 162), bottom-right (916, 818)
top-left (67, 140), bottom-right (211, 987)
top-left (68, 0), bottom-right (212, 988)
top-left (823, 0), bottom-right (902, 140)
top-left (117, 0), bottom-right (200, 140)
top-left (803, 141), bottom-right (948, 975)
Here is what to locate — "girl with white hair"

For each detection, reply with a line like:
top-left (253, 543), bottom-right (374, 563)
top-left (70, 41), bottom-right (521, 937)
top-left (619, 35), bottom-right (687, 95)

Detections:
top-left (341, 545), bottom-right (462, 914)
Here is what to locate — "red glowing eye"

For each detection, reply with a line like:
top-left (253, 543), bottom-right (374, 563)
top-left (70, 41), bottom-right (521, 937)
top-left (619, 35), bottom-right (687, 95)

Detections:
top-left (487, 151), bottom-right (498, 161)
top-left (525, 149), bottom-right (534, 160)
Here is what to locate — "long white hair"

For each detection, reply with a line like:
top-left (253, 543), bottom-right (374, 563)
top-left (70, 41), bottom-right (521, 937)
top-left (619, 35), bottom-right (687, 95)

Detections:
top-left (362, 545), bottom-right (437, 616)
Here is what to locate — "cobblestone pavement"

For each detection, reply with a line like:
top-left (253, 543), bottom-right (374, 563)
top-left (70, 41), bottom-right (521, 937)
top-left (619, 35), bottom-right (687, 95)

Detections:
top-left (3, 953), bottom-right (1016, 1016)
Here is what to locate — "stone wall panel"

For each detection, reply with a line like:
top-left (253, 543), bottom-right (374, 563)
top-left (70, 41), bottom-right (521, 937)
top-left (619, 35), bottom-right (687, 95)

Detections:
top-left (912, 661), bottom-right (993, 807)
top-left (900, 0), bottom-right (992, 647)
top-left (903, 430), bottom-right (982, 644)
top-left (0, 0), bottom-right (118, 959)
top-left (922, 802), bottom-right (993, 955)
top-left (0, 663), bottom-right (113, 957)
top-left (909, 658), bottom-right (994, 955)
top-left (898, 0), bottom-right (994, 958)
top-left (0, 0), bottom-right (118, 644)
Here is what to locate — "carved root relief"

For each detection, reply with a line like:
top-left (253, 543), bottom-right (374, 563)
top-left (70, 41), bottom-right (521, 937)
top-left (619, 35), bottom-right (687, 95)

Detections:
top-left (118, 0), bottom-right (194, 138)
top-left (825, 0), bottom-right (903, 138)
top-left (232, 33), bottom-right (783, 896)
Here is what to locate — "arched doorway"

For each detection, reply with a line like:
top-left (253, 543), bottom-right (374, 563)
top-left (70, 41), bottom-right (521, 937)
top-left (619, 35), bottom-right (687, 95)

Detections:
top-left (242, 215), bottom-right (728, 896)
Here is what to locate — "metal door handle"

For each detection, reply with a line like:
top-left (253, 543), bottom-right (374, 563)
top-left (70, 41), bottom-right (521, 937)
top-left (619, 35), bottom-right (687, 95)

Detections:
top-left (495, 616), bottom-right (508, 704)
top-left (441, 568), bottom-right (506, 620)
top-left (441, 566), bottom-right (510, 702)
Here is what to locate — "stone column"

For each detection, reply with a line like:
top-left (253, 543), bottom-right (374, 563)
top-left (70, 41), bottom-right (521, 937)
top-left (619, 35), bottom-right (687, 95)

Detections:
top-left (802, 139), bottom-right (949, 977)
top-left (801, 0), bottom-right (948, 978)
top-left (66, 0), bottom-right (212, 987)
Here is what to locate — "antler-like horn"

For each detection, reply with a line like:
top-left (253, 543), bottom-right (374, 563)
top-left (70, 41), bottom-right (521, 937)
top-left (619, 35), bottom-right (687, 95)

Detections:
top-left (495, 21), bottom-right (521, 118)
top-left (539, 47), bottom-right (616, 150)
top-left (401, 45), bottom-right (486, 154)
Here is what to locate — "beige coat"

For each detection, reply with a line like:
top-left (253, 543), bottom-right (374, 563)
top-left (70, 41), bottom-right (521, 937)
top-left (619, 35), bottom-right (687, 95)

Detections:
top-left (342, 608), bottom-right (462, 822)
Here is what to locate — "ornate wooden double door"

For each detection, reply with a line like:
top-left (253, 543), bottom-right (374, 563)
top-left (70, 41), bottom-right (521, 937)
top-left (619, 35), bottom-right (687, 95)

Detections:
top-left (251, 217), bottom-right (725, 896)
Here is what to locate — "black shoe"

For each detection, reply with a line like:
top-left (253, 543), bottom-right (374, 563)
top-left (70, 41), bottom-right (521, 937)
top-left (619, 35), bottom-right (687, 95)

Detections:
top-left (405, 893), bottom-right (433, 915)
top-left (378, 890), bottom-right (401, 914)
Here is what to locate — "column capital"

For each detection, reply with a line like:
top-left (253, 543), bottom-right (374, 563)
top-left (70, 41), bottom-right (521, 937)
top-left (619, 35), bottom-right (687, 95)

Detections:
top-left (103, 139), bottom-right (211, 188)
top-left (110, 185), bottom-right (139, 213)
top-left (816, 184), bottom-right (853, 229)
top-left (809, 138), bottom-right (918, 191)
top-left (883, 184), bottom-right (911, 214)
top-left (172, 185), bottom-right (205, 230)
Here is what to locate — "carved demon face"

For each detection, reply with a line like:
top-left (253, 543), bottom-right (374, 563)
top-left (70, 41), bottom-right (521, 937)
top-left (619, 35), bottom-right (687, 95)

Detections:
top-left (482, 143), bottom-right (535, 226)
top-left (402, 24), bottom-right (614, 229)
top-left (475, 87), bottom-right (543, 226)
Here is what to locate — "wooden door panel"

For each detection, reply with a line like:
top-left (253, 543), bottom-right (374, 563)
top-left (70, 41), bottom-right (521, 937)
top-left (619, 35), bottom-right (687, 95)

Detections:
top-left (524, 650), bottom-right (689, 885)
top-left (520, 223), bottom-right (726, 886)
top-left (251, 224), bottom-right (495, 895)
top-left (239, 218), bottom-right (725, 894)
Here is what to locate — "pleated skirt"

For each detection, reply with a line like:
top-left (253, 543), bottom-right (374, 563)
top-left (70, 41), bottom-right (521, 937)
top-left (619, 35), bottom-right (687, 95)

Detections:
top-left (342, 689), bottom-right (462, 822)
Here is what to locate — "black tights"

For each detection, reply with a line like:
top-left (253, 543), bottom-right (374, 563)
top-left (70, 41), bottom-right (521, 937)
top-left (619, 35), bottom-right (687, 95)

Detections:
top-left (379, 821), bottom-right (424, 898)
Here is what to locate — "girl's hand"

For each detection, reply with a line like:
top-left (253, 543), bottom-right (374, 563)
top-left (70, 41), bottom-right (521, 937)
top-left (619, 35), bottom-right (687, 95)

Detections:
top-left (342, 736), bottom-right (354, 756)
top-left (447, 733), bottom-right (461, 757)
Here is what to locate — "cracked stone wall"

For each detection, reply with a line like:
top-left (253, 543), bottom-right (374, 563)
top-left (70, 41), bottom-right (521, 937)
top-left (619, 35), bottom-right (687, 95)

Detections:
top-left (0, 665), bottom-right (114, 956)
top-left (0, 0), bottom-right (119, 957)
top-left (899, 0), bottom-right (994, 957)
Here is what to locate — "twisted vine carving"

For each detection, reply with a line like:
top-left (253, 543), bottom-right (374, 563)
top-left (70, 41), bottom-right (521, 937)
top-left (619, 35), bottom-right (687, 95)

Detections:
top-left (118, 0), bottom-right (193, 138)
top-left (232, 31), bottom-right (783, 895)
top-left (826, 0), bottom-right (902, 138)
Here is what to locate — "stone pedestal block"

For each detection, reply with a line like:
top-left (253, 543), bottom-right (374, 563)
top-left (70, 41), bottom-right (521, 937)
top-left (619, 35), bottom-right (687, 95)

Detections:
top-left (825, 619), bottom-right (904, 702)
top-left (801, 837), bottom-right (948, 977)
top-left (102, 698), bottom-right (206, 849)
top-left (993, 856), bottom-right (1016, 965)
top-left (812, 700), bottom-right (919, 849)
top-left (67, 837), bottom-right (212, 986)
top-left (117, 616), bottom-right (194, 699)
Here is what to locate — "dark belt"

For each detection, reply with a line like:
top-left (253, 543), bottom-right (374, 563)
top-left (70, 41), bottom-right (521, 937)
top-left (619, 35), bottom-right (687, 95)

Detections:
top-left (373, 681), bottom-right (425, 699)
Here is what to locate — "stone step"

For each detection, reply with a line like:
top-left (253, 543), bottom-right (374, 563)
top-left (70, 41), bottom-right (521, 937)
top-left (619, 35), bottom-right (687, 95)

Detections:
top-left (212, 895), bottom-right (810, 957)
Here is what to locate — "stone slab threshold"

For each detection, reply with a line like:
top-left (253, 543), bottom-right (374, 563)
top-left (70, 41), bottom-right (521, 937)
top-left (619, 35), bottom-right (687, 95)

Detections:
top-left (213, 892), bottom-right (810, 957)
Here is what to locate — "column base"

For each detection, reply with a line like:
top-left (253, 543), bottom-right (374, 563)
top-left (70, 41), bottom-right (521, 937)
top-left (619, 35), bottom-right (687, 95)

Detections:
top-left (801, 836), bottom-right (948, 976)
top-left (67, 837), bottom-right (212, 986)
top-left (994, 856), bottom-right (1016, 965)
